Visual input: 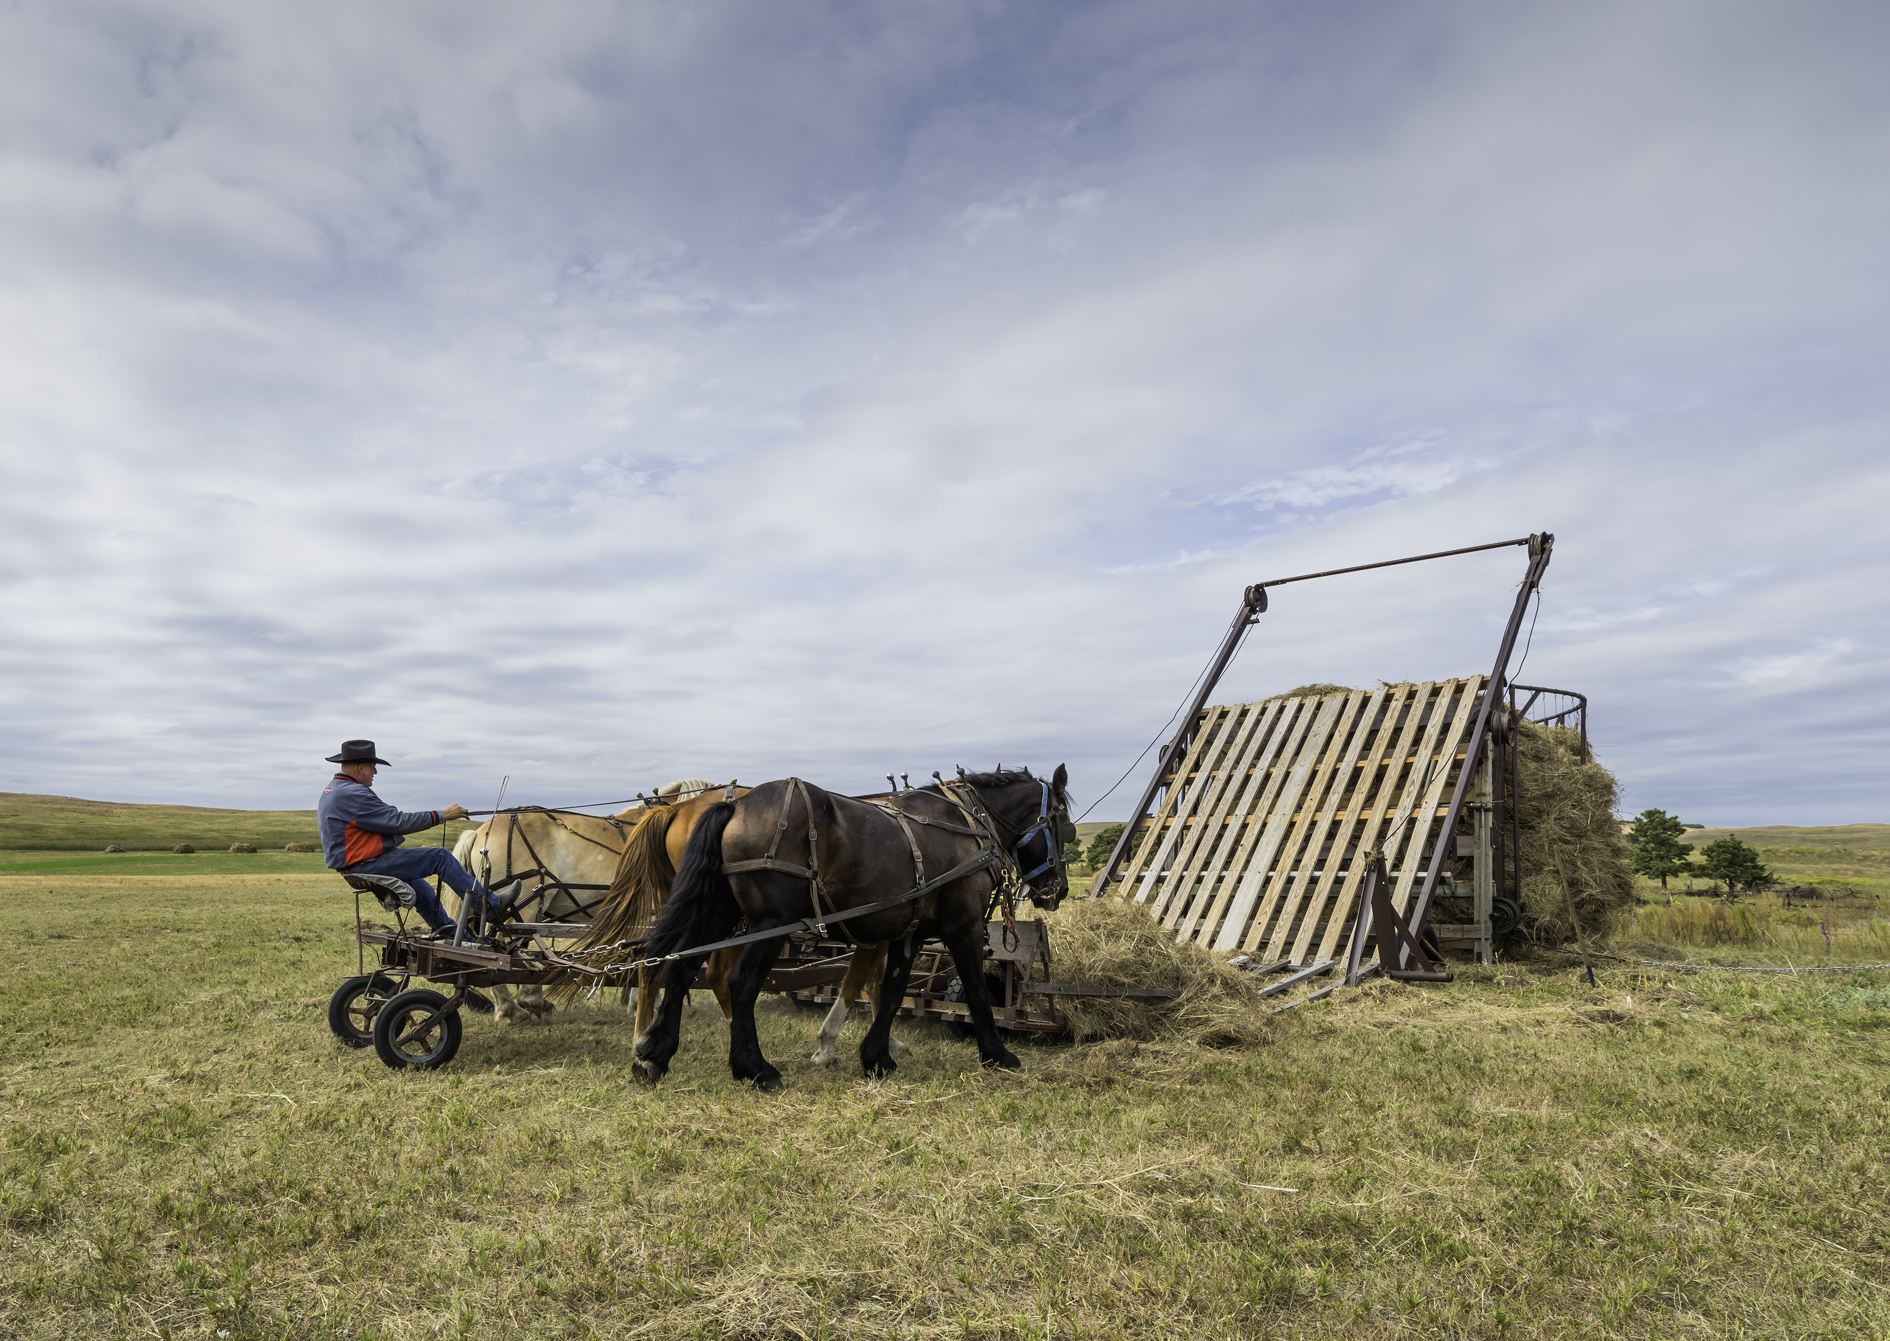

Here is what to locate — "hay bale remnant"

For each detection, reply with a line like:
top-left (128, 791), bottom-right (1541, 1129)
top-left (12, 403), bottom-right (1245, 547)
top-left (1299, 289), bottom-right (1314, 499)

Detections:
top-left (171, 844), bottom-right (195, 854)
top-left (283, 841), bottom-right (315, 853)
top-left (229, 842), bottom-right (256, 854)
top-left (1036, 898), bottom-right (1272, 1046)
top-left (103, 844), bottom-right (125, 853)
top-left (1511, 719), bottom-right (1635, 945)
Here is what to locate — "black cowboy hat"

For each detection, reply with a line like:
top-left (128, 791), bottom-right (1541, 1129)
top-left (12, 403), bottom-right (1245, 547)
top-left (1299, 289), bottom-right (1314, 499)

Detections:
top-left (326, 740), bottom-right (391, 766)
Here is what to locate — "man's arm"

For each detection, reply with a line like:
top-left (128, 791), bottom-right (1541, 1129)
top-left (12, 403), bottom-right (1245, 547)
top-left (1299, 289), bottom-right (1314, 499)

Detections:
top-left (336, 788), bottom-right (454, 835)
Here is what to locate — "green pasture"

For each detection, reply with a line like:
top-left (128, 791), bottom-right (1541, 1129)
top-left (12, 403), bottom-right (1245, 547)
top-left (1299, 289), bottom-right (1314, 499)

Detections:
top-left (0, 792), bottom-right (479, 853)
top-left (3, 864), bottom-right (1888, 1339)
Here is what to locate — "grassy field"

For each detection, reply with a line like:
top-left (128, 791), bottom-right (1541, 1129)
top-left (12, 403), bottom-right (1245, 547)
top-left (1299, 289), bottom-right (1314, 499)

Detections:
top-left (3, 860), bottom-right (1887, 1339)
top-left (0, 791), bottom-right (480, 854)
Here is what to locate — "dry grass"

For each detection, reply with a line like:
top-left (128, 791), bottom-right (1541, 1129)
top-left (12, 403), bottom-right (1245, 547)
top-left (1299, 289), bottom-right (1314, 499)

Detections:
top-left (4, 866), bottom-right (1889, 1338)
top-left (1626, 886), bottom-right (1890, 963)
top-left (1035, 899), bottom-right (1274, 1047)
top-left (1511, 722), bottom-right (1637, 946)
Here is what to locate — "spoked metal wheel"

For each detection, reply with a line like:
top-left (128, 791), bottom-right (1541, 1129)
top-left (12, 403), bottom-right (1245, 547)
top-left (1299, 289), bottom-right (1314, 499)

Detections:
top-left (371, 988), bottom-right (463, 1070)
top-left (328, 973), bottom-right (399, 1049)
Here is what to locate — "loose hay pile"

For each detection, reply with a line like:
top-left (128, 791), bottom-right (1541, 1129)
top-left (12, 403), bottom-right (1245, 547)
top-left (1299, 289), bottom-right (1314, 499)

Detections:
top-left (1036, 897), bottom-right (1272, 1046)
top-left (1511, 719), bottom-right (1636, 945)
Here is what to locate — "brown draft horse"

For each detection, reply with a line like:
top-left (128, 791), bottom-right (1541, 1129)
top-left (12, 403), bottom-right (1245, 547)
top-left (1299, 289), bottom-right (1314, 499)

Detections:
top-left (573, 788), bottom-right (907, 1064)
top-left (633, 766), bottom-right (1073, 1091)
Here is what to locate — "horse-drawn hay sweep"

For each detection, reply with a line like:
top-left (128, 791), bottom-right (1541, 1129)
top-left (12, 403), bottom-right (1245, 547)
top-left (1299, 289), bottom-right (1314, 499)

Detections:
top-left (327, 768), bottom-right (1180, 1072)
top-left (328, 530), bottom-right (1613, 1075)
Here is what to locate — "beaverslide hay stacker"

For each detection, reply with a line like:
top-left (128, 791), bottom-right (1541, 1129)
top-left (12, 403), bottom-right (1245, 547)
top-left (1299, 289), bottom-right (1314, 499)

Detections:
top-left (1090, 532), bottom-right (1584, 1004)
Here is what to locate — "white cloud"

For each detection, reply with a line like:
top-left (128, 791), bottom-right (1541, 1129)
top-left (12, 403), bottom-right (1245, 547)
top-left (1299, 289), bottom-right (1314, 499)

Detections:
top-left (0, 0), bottom-right (1885, 831)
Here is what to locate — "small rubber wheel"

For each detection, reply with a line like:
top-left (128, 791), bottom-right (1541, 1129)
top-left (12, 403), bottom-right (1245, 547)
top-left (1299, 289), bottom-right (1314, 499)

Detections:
top-left (372, 988), bottom-right (462, 1070)
top-left (328, 974), bottom-right (398, 1049)
top-left (1491, 898), bottom-right (1523, 937)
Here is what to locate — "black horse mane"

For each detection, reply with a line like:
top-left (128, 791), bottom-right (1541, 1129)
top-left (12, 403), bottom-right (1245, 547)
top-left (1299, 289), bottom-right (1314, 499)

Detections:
top-left (958, 767), bottom-right (1035, 789)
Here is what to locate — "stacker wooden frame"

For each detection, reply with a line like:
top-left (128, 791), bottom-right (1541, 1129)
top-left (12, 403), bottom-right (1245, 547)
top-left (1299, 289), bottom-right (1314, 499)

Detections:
top-left (1094, 533), bottom-right (1556, 977)
top-left (1109, 677), bottom-right (1494, 964)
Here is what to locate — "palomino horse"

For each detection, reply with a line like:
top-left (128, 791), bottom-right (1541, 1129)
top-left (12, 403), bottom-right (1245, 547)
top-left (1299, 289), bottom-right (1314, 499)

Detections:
top-left (570, 788), bottom-right (907, 1065)
top-left (634, 766), bottom-right (1073, 1090)
top-left (445, 778), bottom-right (715, 1021)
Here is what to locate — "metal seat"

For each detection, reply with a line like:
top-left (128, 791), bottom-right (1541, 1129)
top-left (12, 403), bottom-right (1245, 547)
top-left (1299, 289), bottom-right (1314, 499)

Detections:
top-left (342, 872), bottom-right (420, 912)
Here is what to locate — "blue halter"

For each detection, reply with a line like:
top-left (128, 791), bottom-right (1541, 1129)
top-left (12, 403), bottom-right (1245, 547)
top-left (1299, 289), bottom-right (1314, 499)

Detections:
top-left (1009, 778), bottom-right (1073, 907)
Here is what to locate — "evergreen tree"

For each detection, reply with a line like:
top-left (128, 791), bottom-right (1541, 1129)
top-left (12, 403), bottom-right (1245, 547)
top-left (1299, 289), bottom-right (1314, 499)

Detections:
top-left (1626, 808), bottom-right (1695, 889)
top-left (1695, 834), bottom-right (1775, 896)
top-left (1082, 823), bottom-right (1139, 870)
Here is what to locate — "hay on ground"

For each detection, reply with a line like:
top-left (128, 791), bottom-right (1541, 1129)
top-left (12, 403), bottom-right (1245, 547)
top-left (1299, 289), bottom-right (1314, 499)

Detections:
top-left (1037, 898), bottom-right (1272, 1046)
top-left (1511, 720), bottom-right (1635, 946)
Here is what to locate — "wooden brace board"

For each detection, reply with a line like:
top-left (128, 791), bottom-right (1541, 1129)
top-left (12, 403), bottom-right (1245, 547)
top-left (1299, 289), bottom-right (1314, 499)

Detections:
top-left (1108, 677), bottom-right (1488, 964)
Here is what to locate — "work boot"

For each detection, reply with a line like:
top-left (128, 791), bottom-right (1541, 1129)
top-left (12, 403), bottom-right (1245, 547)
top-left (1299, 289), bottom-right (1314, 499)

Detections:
top-left (480, 883), bottom-right (520, 925)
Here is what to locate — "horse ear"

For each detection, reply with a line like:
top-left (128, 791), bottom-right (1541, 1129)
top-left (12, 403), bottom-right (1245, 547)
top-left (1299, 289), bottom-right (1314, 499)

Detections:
top-left (1053, 763), bottom-right (1068, 793)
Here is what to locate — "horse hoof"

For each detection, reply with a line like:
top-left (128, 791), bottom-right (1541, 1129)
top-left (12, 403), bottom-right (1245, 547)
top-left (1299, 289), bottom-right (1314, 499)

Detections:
top-left (631, 1057), bottom-right (666, 1086)
top-left (889, 1037), bottom-right (908, 1058)
top-left (809, 1048), bottom-right (836, 1066)
top-left (862, 1055), bottom-right (898, 1079)
top-left (752, 1071), bottom-right (784, 1093)
top-left (983, 1050), bottom-right (1023, 1072)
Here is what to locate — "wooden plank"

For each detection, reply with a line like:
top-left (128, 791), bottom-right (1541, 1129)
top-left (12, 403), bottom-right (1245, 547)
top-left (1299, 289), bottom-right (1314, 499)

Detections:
top-left (1175, 698), bottom-right (1312, 947)
top-left (1153, 698), bottom-right (1282, 931)
top-left (1251, 687), bottom-right (1373, 960)
top-left (1387, 680), bottom-right (1485, 921)
top-left (1307, 681), bottom-right (1439, 966)
top-left (1192, 696), bottom-right (1318, 949)
top-left (1141, 701), bottom-right (1255, 923)
top-left (1117, 704), bottom-right (1229, 901)
top-left (1332, 680), bottom-right (1466, 957)
top-left (1274, 685), bottom-right (1393, 963)
top-left (1215, 692), bottom-right (1351, 952)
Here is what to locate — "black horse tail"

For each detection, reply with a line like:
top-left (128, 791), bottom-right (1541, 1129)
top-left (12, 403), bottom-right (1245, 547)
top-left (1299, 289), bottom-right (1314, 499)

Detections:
top-left (642, 801), bottom-right (736, 960)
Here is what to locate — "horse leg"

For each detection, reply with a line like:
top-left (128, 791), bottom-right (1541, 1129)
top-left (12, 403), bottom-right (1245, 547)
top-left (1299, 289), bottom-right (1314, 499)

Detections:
top-left (706, 946), bottom-right (739, 1020)
top-left (520, 984), bottom-right (554, 1019)
top-left (725, 933), bottom-right (790, 1091)
top-left (632, 955), bottom-right (705, 1085)
top-left (862, 942), bottom-right (905, 1058)
top-left (941, 924), bottom-right (1021, 1072)
top-left (859, 937), bottom-right (919, 1078)
top-left (811, 944), bottom-right (880, 1065)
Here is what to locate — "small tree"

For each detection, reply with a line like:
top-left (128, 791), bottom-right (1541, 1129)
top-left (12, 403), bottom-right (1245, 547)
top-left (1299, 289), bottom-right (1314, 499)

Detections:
top-left (1082, 823), bottom-right (1141, 871)
top-left (1694, 834), bottom-right (1775, 896)
top-left (1627, 808), bottom-right (1695, 889)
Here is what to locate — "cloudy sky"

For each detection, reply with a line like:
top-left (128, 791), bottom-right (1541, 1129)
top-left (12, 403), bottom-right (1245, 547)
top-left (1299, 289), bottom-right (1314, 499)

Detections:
top-left (2, 0), bottom-right (1884, 825)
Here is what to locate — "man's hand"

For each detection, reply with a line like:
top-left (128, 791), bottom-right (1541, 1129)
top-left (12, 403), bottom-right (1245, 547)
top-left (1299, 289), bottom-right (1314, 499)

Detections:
top-left (439, 803), bottom-right (471, 823)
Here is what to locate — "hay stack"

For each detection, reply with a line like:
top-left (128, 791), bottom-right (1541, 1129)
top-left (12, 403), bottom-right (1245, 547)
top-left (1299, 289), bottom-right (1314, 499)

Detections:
top-left (228, 842), bottom-right (256, 853)
top-left (171, 844), bottom-right (195, 854)
top-left (283, 842), bottom-right (315, 853)
top-left (1036, 898), bottom-right (1271, 1046)
top-left (1511, 720), bottom-right (1635, 945)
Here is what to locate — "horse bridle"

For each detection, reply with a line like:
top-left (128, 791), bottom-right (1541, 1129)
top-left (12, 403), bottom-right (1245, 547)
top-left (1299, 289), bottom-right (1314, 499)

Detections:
top-left (958, 775), bottom-right (1074, 909)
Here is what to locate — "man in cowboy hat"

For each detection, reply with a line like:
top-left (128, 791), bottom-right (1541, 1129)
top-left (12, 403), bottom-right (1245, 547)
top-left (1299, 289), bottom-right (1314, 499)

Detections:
top-left (318, 740), bottom-right (513, 939)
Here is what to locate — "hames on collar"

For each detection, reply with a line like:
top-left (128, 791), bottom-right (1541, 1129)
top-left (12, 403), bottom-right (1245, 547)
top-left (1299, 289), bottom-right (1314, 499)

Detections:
top-left (325, 739), bottom-right (391, 766)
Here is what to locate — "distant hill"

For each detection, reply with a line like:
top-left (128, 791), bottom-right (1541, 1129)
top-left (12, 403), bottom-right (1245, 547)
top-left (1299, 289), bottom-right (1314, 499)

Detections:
top-left (0, 791), bottom-right (329, 851)
top-left (1680, 823), bottom-right (1890, 853)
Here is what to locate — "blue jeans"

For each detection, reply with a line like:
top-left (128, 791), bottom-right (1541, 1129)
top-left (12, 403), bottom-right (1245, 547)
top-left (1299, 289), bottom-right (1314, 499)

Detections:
top-left (348, 846), bottom-right (492, 933)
